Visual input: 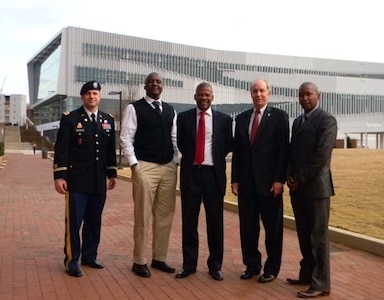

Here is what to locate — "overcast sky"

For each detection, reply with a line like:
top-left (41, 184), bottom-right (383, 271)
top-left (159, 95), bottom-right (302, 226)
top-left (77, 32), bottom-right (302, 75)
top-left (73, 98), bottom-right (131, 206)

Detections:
top-left (1, 0), bottom-right (383, 100)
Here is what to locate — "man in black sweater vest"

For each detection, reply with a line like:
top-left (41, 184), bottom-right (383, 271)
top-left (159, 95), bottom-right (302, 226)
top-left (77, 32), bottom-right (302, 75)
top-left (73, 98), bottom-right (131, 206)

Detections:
top-left (120, 73), bottom-right (179, 277)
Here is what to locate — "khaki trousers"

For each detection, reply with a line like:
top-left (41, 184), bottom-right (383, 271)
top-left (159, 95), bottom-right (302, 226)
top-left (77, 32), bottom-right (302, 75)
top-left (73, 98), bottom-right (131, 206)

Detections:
top-left (132, 160), bottom-right (177, 265)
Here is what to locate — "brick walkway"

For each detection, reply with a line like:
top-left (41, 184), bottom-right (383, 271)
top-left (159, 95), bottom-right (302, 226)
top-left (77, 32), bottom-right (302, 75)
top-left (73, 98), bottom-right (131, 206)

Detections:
top-left (1, 152), bottom-right (383, 299)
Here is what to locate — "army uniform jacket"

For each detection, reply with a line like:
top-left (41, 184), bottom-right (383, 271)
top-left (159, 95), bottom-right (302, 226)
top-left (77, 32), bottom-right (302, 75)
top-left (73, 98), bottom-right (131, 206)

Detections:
top-left (53, 106), bottom-right (117, 194)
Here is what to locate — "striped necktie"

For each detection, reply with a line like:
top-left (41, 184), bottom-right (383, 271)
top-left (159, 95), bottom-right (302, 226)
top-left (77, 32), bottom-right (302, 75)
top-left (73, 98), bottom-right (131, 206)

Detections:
top-left (153, 100), bottom-right (162, 115)
top-left (250, 109), bottom-right (260, 145)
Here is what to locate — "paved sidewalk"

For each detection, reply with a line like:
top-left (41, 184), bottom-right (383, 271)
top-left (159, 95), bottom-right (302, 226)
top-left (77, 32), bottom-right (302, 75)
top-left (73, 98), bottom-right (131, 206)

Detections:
top-left (0, 152), bottom-right (383, 299)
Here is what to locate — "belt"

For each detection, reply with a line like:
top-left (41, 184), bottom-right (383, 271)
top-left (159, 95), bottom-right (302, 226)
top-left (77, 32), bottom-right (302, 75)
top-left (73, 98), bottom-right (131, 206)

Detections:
top-left (193, 165), bottom-right (214, 169)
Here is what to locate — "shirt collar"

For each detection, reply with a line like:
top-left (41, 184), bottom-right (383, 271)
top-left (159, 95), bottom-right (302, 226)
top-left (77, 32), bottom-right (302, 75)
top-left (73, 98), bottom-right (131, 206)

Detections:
top-left (145, 95), bottom-right (162, 104)
top-left (254, 104), bottom-right (267, 115)
top-left (83, 107), bottom-right (98, 119)
top-left (305, 103), bottom-right (320, 118)
top-left (196, 107), bottom-right (212, 117)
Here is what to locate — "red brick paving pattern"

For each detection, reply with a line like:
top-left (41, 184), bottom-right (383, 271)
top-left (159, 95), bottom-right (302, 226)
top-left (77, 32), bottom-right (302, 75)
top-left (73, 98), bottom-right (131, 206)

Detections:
top-left (0, 153), bottom-right (383, 299)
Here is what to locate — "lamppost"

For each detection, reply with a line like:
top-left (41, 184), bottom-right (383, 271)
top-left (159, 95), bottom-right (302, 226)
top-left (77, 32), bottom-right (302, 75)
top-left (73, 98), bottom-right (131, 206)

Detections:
top-left (108, 91), bottom-right (123, 169)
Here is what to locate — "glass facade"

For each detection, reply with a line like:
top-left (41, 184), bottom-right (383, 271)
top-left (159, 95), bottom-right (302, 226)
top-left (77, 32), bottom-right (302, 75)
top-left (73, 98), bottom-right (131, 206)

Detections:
top-left (77, 42), bottom-right (384, 119)
top-left (37, 46), bottom-right (61, 101)
top-left (27, 26), bottom-right (384, 142)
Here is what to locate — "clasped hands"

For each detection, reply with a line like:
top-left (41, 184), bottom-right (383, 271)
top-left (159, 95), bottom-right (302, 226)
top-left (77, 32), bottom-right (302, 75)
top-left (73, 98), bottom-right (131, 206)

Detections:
top-left (287, 175), bottom-right (299, 192)
top-left (231, 181), bottom-right (284, 197)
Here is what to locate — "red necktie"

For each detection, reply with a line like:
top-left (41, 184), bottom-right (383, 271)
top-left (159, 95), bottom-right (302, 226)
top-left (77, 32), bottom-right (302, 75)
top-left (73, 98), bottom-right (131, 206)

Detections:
top-left (194, 111), bottom-right (205, 165)
top-left (250, 109), bottom-right (260, 145)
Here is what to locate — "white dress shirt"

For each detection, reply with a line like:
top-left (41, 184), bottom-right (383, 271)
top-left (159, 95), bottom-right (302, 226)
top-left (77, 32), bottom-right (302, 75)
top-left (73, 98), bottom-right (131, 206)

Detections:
top-left (196, 107), bottom-right (214, 166)
top-left (120, 96), bottom-right (179, 166)
top-left (248, 105), bottom-right (266, 136)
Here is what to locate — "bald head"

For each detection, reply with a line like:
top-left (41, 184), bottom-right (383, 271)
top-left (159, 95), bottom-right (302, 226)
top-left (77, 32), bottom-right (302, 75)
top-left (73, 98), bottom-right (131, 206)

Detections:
top-left (299, 81), bottom-right (319, 93)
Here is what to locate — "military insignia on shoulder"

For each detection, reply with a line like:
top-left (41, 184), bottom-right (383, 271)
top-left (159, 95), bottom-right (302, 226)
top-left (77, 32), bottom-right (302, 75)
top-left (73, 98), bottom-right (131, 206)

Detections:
top-left (108, 113), bottom-right (114, 118)
top-left (63, 111), bottom-right (70, 116)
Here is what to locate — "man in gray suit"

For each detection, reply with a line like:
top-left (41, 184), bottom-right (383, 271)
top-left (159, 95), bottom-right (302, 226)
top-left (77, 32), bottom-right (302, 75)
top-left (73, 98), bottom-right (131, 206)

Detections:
top-left (287, 82), bottom-right (337, 298)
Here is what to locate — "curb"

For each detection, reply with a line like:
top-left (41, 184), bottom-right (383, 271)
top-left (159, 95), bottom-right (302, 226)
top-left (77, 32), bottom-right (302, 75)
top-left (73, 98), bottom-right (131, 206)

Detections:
top-left (119, 174), bottom-right (384, 258)
top-left (224, 201), bottom-right (384, 258)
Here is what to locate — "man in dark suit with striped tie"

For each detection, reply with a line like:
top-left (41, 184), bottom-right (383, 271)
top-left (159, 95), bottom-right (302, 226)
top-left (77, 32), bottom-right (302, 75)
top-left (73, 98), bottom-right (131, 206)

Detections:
top-left (231, 79), bottom-right (289, 283)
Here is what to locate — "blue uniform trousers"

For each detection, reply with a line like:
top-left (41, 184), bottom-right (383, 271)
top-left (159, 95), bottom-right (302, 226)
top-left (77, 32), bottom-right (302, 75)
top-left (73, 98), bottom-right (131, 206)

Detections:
top-left (64, 191), bottom-right (106, 271)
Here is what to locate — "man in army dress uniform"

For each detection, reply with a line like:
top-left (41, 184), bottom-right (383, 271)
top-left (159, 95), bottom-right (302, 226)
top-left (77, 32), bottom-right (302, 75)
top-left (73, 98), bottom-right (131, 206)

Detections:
top-left (54, 81), bottom-right (117, 277)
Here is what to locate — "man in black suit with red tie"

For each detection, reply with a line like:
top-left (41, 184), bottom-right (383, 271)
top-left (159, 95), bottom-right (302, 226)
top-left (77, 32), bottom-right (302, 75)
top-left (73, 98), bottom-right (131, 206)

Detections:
top-left (176, 82), bottom-right (233, 281)
top-left (287, 82), bottom-right (337, 298)
top-left (231, 79), bottom-right (289, 283)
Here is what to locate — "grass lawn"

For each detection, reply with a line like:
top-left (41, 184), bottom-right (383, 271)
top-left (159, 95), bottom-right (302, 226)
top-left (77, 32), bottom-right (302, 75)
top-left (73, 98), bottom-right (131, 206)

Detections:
top-left (119, 148), bottom-right (384, 240)
top-left (224, 148), bottom-right (384, 240)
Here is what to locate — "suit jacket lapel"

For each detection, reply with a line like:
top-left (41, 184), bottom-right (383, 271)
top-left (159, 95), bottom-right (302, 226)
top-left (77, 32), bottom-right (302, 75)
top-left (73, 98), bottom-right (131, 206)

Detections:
top-left (189, 109), bottom-right (198, 143)
top-left (293, 117), bottom-right (301, 135)
top-left (258, 105), bottom-right (272, 132)
top-left (212, 110), bottom-right (218, 136)
top-left (295, 108), bottom-right (322, 134)
top-left (243, 109), bottom-right (253, 144)
top-left (212, 110), bottom-right (221, 148)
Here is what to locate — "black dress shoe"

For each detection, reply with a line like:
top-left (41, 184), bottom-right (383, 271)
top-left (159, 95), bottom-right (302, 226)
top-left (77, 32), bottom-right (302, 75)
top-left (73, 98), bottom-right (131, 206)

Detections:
top-left (175, 269), bottom-right (196, 279)
top-left (297, 289), bottom-right (330, 298)
top-left (209, 270), bottom-right (223, 281)
top-left (240, 268), bottom-right (260, 280)
top-left (66, 268), bottom-right (82, 277)
top-left (82, 260), bottom-right (104, 269)
top-left (258, 273), bottom-right (275, 283)
top-left (151, 260), bottom-right (175, 273)
top-left (132, 263), bottom-right (151, 277)
top-left (286, 278), bottom-right (311, 285)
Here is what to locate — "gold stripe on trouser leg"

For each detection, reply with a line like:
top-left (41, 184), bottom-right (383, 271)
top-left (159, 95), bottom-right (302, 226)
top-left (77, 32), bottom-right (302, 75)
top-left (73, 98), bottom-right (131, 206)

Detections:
top-left (64, 192), bottom-right (72, 270)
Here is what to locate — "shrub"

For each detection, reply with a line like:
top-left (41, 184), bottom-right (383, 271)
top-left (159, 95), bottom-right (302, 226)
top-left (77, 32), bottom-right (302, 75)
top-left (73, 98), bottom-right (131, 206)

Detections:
top-left (347, 136), bottom-right (352, 148)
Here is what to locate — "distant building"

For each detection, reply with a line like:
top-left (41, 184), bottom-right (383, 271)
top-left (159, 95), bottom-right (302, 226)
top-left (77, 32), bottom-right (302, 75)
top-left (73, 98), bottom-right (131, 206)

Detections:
top-left (27, 26), bottom-right (384, 147)
top-left (0, 94), bottom-right (27, 126)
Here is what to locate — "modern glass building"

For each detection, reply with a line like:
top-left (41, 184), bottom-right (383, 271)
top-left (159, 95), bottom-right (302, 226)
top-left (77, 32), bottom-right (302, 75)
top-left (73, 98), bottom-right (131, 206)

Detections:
top-left (27, 26), bottom-right (384, 147)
